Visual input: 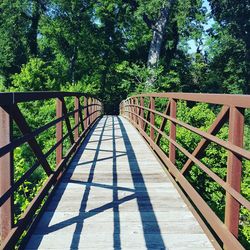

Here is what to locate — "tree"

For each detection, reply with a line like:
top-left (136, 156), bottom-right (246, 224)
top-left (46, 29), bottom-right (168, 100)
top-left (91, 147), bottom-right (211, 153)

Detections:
top-left (0, 0), bottom-right (28, 85)
top-left (208, 0), bottom-right (250, 93)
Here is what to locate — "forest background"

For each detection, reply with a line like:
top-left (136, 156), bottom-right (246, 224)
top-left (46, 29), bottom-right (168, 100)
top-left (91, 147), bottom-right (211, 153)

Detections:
top-left (0, 0), bottom-right (249, 248)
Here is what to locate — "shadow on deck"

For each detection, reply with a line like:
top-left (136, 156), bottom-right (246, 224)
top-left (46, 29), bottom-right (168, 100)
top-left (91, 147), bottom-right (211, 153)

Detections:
top-left (25, 116), bottom-right (213, 249)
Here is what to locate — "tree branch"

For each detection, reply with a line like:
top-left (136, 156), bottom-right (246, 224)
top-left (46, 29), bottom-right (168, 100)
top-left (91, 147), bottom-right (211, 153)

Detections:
top-left (143, 14), bottom-right (154, 29)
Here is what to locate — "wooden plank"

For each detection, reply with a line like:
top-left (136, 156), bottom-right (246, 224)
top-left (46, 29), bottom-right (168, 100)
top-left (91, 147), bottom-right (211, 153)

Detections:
top-left (25, 116), bottom-right (214, 250)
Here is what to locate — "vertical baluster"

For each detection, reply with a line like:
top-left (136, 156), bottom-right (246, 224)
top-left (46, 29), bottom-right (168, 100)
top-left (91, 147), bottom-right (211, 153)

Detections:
top-left (131, 98), bottom-right (135, 121)
top-left (150, 97), bottom-right (155, 142)
top-left (120, 101), bottom-right (123, 116)
top-left (84, 97), bottom-right (88, 130)
top-left (135, 98), bottom-right (139, 124)
top-left (88, 98), bottom-right (91, 125)
top-left (129, 99), bottom-right (131, 120)
top-left (225, 106), bottom-right (244, 240)
top-left (140, 97), bottom-right (144, 130)
top-left (95, 99), bottom-right (97, 121)
top-left (95, 100), bottom-right (99, 119)
top-left (0, 107), bottom-right (13, 242)
top-left (169, 98), bottom-right (176, 164)
top-left (74, 97), bottom-right (79, 141)
top-left (131, 98), bottom-right (134, 122)
top-left (124, 101), bottom-right (126, 117)
top-left (89, 98), bottom-right (93, 125)
top-left (56, 98), bottom-right (63, 166)
top-left (134, 98), bottom-right (137, 123)
top-left (92, 99), bottom-right (95, 122)
top-left (98, 100), bottom-right (100, 117)
top-left (101, 100), bottom-right (102, 116)
top-left (92, 98), bottom-right (95, 123)
top-left (127, 100), bottom-right (129, 119)
top-left (126, 100), bottom-right (128, 117)
top-left (93, 98), bottom-right (95, 122)
top-left (95, 99), bottom-right (97, 120)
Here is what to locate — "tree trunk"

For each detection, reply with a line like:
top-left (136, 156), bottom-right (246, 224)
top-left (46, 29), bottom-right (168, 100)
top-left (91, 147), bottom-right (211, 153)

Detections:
top-left (69, 46), bottom-right (77, 83)
top-left (147, 0), bottom-right (175, 85)
top-left (27, 1), bottom-right (42, 56)
top-left (28, 14), bottom-right (40, 56)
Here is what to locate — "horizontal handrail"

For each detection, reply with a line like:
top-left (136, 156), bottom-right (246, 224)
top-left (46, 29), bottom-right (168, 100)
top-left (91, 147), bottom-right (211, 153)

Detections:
top-left (120, 93), bottom-right (250, 250)
top-left (0, 92), bottom-right (103, 249)
top-left (0, 91), bottom-right (101, 105)
top-left (125, 92), bottom-right (250, 108)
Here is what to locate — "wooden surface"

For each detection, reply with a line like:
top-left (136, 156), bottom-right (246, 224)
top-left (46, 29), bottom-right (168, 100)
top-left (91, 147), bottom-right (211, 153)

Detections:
top-left (25, 116), bottom-right (214, 250)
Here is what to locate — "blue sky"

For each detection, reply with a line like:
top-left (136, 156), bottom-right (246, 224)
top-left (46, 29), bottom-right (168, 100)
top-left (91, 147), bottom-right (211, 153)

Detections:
top-left (188, 0), bottom-right (215, 54)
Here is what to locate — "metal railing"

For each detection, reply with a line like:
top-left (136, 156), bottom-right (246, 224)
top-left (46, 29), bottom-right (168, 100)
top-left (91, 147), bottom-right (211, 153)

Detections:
top-left (120, 93), bottom-right (250, 250)
top-left (0, 92), bottom-right (102, 249)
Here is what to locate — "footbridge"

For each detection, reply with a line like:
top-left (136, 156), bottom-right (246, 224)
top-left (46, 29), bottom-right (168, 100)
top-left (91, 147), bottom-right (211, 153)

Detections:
top-left (0, 92), bottom-right (249, 249)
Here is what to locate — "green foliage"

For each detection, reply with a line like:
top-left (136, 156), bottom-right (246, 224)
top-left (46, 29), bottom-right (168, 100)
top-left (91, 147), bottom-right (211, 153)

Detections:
top-left (0, 0), bottom-right (28, 82)
top-left (14, 147), bottom-right (46, 222)
top-left (205, 24), bottom-right (248, 93)
top-left (11, 58), bottom-right (59, 91)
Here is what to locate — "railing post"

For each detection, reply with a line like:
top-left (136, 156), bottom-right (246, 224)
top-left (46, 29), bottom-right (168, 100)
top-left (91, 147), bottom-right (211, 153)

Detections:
top-left (122, 101), bottom-right (124, 116)
top-left (224, 107), bottom-right (244, 239)
top-left (56, 98), bottom-right (63, 166)
top-left (93, 99), bottom-right (95, 121)
top-left (98, 100), bottom-right (101, 117)
top-left (93, 99), bottom-right (96, 121)
top-left (150, 97), bottom-right (155, 142)
top-left (95, 99), bottom-right (98, 120)
top-left (0, 107), bottom-right (13, 242)
top-left (74, 97), bottom-right (79, 141)
top-left (128, 99), bottom-right (132, 120)
top-left (131, 99), bottom-right (133, 121)
top-left (135, 98), bottom-right (139, 125)
top-left (132, 98), bottom-right (135, 123)
top-left (92, 98), bottom-right (95, 123)
top-left (140, 97), bottom-right (144, 129)
top-left (169, 98), bottom-right (176, 164)
top-left (127, 100), bottom-right (129, 118)
top-left (89, 98), bottom-right (92, 125)
top-left (131, 98), bottom-right (133, 121)
top-left (84, 97), bottom-right (88, 130)
top-left (92, 98), bottom-right (95, 122)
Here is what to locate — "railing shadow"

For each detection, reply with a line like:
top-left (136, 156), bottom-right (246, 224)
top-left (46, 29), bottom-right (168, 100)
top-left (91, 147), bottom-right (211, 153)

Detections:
top-left (69, 116), bottom-right (109, 248)
top-left (112, 116), bottom-right (121, 249)
top-left (117, 116), bottom-right (166, 249)
top-left (25, 116), bottom-right (166, 249)
top-left (24, 117), bottom-right (105, 248)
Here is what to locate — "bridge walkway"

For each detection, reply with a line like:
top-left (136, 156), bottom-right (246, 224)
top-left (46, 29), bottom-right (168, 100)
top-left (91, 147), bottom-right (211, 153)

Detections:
top-left (26, 116), bottom-right (214, 249)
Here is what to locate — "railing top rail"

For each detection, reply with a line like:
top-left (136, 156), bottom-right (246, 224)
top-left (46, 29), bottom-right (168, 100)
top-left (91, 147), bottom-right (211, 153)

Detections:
top-left (0, 91), bottom-right (100, 106)
top-left (124, 93), bottom-right (250, 108)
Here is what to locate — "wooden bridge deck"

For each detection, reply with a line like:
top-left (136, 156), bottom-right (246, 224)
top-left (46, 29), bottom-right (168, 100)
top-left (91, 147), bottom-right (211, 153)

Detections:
top-left (26, 116), bottom-right (214, 249)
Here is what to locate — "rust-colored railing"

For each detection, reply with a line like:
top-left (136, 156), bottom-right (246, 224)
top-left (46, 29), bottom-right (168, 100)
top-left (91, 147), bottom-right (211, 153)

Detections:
top-left (120, 93), bottom-right (250, 250)
top-left (0, 92), bottom-right (102, 249)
